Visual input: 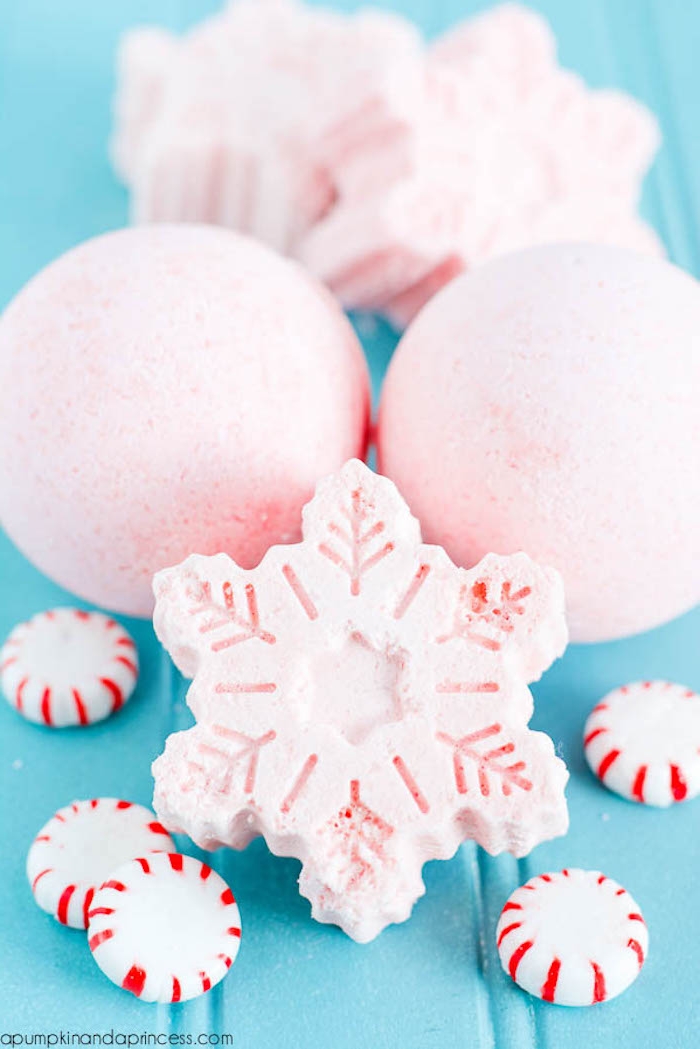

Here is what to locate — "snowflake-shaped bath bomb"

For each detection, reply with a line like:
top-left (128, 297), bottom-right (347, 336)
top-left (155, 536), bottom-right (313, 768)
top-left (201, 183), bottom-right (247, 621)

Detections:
top-left (152, 460), bottom-right (569, 942)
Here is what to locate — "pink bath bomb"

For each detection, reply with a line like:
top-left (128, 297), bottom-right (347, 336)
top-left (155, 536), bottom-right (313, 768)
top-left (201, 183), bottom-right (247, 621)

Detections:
top-left (378, 243), bottom-right (700, 642)
top-left (0, 225), bottom-right (370, 616)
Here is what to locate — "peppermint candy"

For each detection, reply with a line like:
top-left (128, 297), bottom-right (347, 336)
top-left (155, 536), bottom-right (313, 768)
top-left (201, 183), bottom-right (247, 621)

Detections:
top-left (584, 680), bottom-right (700, 806)
top-left (1, 608), bottom-right (138, 727)
top-left (27, 799), bottom-right (176, 929)
top-left (497, 869), bottom-right (648, 1006)
top-left (88, 853), bottom-right (242, 1002)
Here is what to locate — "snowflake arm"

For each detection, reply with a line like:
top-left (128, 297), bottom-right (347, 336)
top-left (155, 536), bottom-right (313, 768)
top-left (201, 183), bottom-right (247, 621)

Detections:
top-left (439, 552), bottom-right (568, 682)
top-left (153, 554), bottom-right (279, 678)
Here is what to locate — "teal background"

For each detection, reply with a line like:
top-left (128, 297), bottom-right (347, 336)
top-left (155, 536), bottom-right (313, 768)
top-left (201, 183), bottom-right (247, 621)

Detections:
top-left (0, 1), bottom-right (699, 1045)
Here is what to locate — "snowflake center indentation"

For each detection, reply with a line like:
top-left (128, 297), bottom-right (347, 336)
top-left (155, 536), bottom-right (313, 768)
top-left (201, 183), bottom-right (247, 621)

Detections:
top-left (298, 630), bottom-right (406, 746)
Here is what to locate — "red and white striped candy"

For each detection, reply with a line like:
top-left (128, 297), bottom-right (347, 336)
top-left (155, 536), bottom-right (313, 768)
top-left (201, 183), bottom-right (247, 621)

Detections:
top-left (584, 680), bottom-right (700, 807)
top-left (497, 869), bottom-right (648, 1006)
top-left (27, 799), bottom-right (176, 929)
top-left (88, 853), bottom-right (241, 1002)
top-left (0, 608), bottom-right (139, 727)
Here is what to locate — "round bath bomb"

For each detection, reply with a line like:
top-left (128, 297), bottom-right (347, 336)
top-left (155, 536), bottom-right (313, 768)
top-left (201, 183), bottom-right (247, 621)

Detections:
top-left (0, 226), bottom-right (369, 616)
top-left (378, 243), bottom-right (700, 642)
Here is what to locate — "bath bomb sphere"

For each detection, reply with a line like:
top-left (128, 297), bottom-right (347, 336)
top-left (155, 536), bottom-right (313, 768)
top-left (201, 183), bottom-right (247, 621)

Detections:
top-left (378, 242), bottom-right (700, 642)
top-left (0, 225), bottom-right (370, 616)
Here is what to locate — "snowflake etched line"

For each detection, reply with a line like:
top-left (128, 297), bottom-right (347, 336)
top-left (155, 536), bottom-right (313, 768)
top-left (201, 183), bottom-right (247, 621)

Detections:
top-left (327, 780), bottom-right (395, 884)
top-left (318, 487), bottom-right (394, 595)
top-left (436, 680), bottom-right (500, 694)
top-left (392, 756), bottom-right (430, 813)
top-left (393, 564), bottom-right (432, 619)
top-left (215, 682), bottom-right (277, 695)
top-left (199, 726), bottom-right (277, 795)
top-left (437, 579), bottom-right (533, 649)
top-left (187, 580), bottom-right (276, 651)
top-left (184, 760), bottom-right (214, 792)
top-left (281, 564), bottom-right (319, 620)
top-left (437, 724), bottom-right (533, 796)
top-left (280, 754), bottom-right (319, 814)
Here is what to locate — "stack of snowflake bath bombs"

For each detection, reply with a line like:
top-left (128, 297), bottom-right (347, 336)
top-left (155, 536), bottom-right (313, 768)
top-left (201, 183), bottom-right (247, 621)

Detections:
top-left (112, 0), bottom-right (660, 327)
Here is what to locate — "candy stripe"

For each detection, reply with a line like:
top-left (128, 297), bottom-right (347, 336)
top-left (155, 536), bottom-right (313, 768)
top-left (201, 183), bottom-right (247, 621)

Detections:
top-left (57, 885), bottom-right (76, 924)
top-left (583, 726), bottom-right (607, 747)
top-left (15, 676), bottom-right (28, 712)
top-left (628, 939), bottom-right (645, 967)
top-left (123, 965), bottom-right (147, 997)
top-left (40, 688), bottom-right (52, 725)
top-left (32, 868), bottom-right (52, 892)
top-left (72, 689), bottom-right (89, 726)
top-left (597, 749), bottom-right (620, 780)
top-left (89, 929), bottom-right (115, 951)
top-left (100, 677), bottom-right (125, 713)
top-left (591, 962), bottom-right (606, 1003)
top-left (631, 766), bottom-right (647, 802)
top-left (148, 821), bottom-right (171, 836)
top-left (172, 977), bottom-right (182, 1003)
top-left (541, 958), bottom-right (561, 1003)
top-left (115, 655), bottom-right (138, 674)
top-left (509, 940), bottom-right (533, 980)
top-left (496, 922), bottom-right (522, 948)
top-left (82, 888), bottom-right (95, 928)
top-left (670, 764), bottom-right (687, 801)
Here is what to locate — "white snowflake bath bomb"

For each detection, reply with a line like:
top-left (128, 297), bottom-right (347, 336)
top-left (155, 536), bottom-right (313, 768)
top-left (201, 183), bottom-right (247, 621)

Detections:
top-left (152, 459), bottom-right (569, 942)
top-left (378, 243), bottom-right (700, 642)
top-left (0, 225), bottom-right (370, 616)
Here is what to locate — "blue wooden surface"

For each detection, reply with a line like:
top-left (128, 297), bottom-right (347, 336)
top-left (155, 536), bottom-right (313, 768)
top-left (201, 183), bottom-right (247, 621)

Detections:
top-left (1, 1), bottom-right (699, 1045)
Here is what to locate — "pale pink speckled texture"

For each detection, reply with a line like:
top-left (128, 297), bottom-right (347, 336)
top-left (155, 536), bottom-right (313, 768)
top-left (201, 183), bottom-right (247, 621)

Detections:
top-left (152, 460), bottom-right (569, 943)
top-left (0, 225), bottom-right (370, 616)
top-left (378, 243), bottom-right (700, 643)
